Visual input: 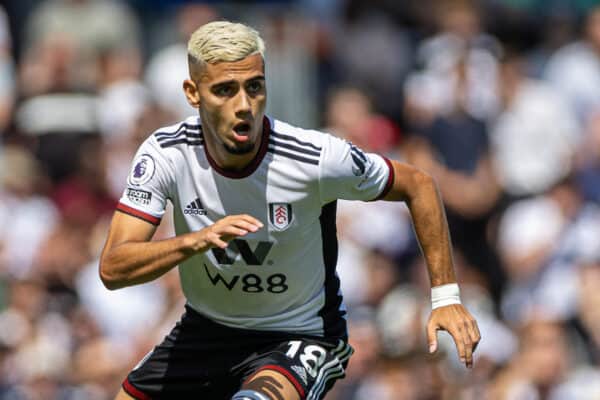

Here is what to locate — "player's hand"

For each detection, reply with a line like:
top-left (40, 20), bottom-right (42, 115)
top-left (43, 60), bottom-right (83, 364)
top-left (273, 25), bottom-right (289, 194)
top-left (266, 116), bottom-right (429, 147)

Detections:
top-left (198, 214), bottom-right (263, 250)
top-left (426, 304), bottom-right (480, 368)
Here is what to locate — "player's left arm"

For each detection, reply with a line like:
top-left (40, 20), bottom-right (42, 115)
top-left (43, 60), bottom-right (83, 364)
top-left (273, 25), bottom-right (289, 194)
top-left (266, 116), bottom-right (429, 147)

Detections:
top-left (382, 159), bottom-right (481, 368)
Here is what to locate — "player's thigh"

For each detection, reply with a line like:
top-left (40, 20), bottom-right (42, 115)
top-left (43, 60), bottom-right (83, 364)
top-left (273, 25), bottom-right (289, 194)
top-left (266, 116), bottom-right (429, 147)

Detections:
top-left (242, 369), bottom-right (300, 400)
top-left (114, 388), bottom-right (135, 400)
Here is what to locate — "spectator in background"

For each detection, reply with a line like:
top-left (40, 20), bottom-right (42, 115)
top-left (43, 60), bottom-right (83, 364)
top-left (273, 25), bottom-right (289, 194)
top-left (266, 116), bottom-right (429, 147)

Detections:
top-left (259, 11), bottom-right (321, 127)
top-left (405, 54), bottom-right (504, 303)
top-left (498, 177), bottom-right (600, 325)
top-left (18, 30), bottom-right (91, 95)
top-left (96, 76), bottom-right (151, 142)
top-left (24, 0), bottom-right (140, 51)
top-left (525, 12), bottom-right (576, 79)
top-left (95, 32), bottom-right (147, 143)
top-left (17, 0), bottom-right (146, 182)
top-left (490, 50), bottom-right (579, 198)
top-left (375, 285), bottom-right (428, 359)
top-left (488, 318), bottom-right (600, 399)
top-left (0, 279), bottom-right (68, 399)
top-left (545, 6), bottom-right (600, 208)
top-left (75, 256), bottom-right (169, 348)
top-left (20, 0), bottom-right (141, 96)
top-left (0, 146), bottom-right (58, 279)
top-left (548, 177), bottom-right (600, 268)
top-left (334, 197), bottom-right (414, 307)
top-left (406, 56), bottom-right (500, 218)
top-left (32, 135), bottom-right (115, 293)
top-left (353, 352), bottom-right (442, 400)
top-left (15, 0), bottom-right (144, 188)
top-left (23, 0), bottom-right (140, 87)
top-left (333, 0), bottom-right (412, 120)
top-left (545, 5), bottom-right (600, 126)
top-left (70, 337), bottom-right (130, 399)
top-left (498, 195), bottom-right (568, 323)
top-left (325, 86), bottom-right (401, 153)
top-left (145, 4), bottom-right (219, 120)
top-left (404, 0), bottom-right (500, 127)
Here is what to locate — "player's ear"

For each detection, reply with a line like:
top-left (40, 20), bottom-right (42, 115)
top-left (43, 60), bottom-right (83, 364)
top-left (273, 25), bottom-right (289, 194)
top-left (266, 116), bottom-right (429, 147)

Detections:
top-left (183, 79), bottom-right (201, 108)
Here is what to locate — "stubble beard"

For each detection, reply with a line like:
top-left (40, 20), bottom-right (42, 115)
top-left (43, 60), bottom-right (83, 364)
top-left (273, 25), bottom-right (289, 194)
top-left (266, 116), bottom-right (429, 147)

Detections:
top-left (223, 141), bottom-right (256, 155)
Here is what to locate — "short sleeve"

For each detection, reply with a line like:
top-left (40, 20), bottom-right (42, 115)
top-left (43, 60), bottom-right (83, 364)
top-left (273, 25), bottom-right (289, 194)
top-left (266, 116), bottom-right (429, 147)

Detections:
top-left (116, 137), bottom-right (174, 225)
top-left (319, 135), bottom-right (394, 204)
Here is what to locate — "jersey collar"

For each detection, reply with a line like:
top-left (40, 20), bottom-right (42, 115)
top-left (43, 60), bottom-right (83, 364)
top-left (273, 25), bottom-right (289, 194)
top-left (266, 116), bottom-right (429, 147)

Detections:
top-left (203, 116), bottom-right (271, 179)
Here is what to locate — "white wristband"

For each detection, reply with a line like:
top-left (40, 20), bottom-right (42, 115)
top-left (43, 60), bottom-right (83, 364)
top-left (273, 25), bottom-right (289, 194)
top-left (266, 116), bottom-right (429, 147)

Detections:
top-left (431, 283), bottom-right (461, 310)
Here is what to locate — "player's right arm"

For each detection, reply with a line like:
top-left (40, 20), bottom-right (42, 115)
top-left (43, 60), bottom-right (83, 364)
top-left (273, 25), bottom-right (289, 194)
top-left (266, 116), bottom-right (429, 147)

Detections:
top-left (100, 134), bottom-right (262, 290)
top-left (99, 212), bottom-right (262, 290)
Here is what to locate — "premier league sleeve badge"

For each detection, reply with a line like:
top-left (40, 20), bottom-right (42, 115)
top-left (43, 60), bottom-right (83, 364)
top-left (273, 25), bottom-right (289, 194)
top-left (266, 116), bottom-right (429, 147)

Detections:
top-left (128, 154), bottom-right (156, 186)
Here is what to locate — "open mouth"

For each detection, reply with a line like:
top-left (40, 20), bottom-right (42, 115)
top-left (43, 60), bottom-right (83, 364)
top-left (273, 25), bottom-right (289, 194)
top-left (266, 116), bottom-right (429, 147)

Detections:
top-left (233, 122), bottom-right (252, 135)
top-left (232, 122), bottom-right (252, 142)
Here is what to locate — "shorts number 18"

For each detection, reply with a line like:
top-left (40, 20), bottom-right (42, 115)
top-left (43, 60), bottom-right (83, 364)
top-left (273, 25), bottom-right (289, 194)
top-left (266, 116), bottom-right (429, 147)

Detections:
top-left (285, 340), bottom-right (327, 378)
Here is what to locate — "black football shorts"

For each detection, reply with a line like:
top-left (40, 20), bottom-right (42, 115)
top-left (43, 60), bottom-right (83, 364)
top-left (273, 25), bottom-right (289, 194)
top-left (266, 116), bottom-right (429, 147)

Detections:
top-left (122, 305), bottom-right (353, 399)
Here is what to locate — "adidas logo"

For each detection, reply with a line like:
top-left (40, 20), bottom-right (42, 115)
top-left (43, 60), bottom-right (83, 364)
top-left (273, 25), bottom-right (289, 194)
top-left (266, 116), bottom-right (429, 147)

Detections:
top-left (291, 365), bottom-right (308, 385)
top-left (184, 198), bottom-right (207, 215)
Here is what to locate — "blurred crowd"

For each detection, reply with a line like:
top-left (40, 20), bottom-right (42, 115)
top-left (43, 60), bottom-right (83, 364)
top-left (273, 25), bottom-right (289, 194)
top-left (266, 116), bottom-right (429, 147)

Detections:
top-left (0, 0), bottom-right (600, 399)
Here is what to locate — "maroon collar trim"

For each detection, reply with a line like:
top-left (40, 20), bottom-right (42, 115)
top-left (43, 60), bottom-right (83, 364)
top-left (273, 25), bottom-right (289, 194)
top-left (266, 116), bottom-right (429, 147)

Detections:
top-left (203, 116), bottom-right (271, 179)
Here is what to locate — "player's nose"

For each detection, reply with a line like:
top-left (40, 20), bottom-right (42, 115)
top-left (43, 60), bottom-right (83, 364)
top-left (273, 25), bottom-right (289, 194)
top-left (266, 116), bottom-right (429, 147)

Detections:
top-left (233, 90), bottom-right (252, 115)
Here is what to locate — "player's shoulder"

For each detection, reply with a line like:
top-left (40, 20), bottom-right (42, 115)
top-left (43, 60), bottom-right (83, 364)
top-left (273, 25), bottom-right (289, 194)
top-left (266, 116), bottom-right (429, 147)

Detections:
top-left (268, 118), bottom-right (341, 167)
top-left (270, 118), bottom-right (336, 145)
top-left (132, 116), bottom-right (202, 175)
top-left (146, 115), bottom-right (204, 151)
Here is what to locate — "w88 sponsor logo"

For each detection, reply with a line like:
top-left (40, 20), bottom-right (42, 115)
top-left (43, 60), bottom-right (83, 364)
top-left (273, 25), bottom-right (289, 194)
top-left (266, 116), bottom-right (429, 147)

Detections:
top-left (206, 239), bottom-right (288, 293)
top-left (203, 264), bottom-right (288, 293)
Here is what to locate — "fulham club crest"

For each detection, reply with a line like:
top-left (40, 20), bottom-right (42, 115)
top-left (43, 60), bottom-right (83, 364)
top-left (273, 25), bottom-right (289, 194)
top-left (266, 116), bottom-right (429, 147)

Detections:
top-left (269, 203), bottom-right (293, 231)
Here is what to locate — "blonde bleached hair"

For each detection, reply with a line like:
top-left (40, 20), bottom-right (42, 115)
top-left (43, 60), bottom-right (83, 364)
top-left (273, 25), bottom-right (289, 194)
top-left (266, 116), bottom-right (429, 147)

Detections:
top-left (187, 21), bottom-right (265, 68)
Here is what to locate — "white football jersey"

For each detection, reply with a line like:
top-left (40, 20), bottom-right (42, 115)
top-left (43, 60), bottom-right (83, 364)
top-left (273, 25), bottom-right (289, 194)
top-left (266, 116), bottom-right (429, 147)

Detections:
top-left (117, 116), bottom-right (394, 338)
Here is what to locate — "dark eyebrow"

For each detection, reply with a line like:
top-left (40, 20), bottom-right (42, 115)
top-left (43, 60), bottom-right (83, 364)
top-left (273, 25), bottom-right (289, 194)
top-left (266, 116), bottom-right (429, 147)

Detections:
top-left (210, 80), bottom-right (237, 88)
top-left (246, 75), bottom-right (266, 82)
top-left (210, 75), bottom-right (265, 87)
